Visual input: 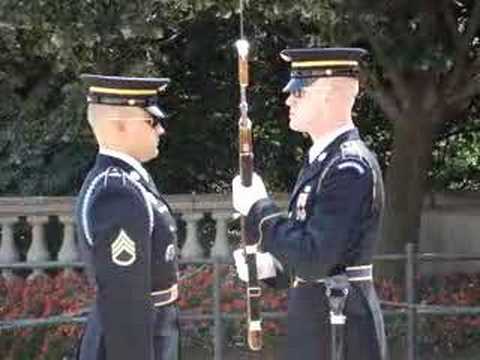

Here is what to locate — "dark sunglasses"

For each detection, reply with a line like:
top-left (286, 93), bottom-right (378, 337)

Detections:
top-left (144, 103), bottom-right (168, 129)
top-left (144, 116), bottom-right (167, 130)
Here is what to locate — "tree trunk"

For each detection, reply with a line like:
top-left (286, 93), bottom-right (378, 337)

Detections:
top-left (378, 110), bottom-right (435, 279)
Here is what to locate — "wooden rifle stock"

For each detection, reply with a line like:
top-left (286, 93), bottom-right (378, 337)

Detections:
top-left (235, 39), bottom-right (263, 351)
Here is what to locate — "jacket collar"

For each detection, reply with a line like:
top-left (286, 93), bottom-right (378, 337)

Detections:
top-left (97, 148), bottom-right (150, 183)
top-left (310, 127), bottom-right (360, 165)
top-left (308, 124), bottom-right (355, 164)
top-left (289, 128), bottom-right (361, 206)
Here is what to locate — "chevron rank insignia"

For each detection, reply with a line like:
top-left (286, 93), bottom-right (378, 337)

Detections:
top-left (111, 229), bottom-right (136, 266)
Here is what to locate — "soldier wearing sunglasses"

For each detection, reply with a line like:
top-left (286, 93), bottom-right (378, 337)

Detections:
top-left (75, 75), bottom-right (180, 360)
top-left (232, 48), bottom-right (387, 360)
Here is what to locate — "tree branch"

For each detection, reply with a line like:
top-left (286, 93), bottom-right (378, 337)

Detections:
top-left (344, 1), bottom-right (411, 105)
top-left (367, 72), bottom-right (402, 121)
top-left (460, 1), bottom-right (480, 53)
top-left (447, 0), bottom-right (480, 89)
top-left (440, 0), bottom-right (462, 45)
top-left (371, 91), bottom-right (402, 121)
top-left (443, 56), bottom-right (480, 100)
top-left (464, 57), bottom-right (480, 78)
top-left (447, 77), bottom-right (480, 104)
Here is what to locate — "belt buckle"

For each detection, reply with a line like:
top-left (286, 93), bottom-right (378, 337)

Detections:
top-left (248, 286), bottom-right (262, 297)
top-left (152, 284), bottom-right (178, 307)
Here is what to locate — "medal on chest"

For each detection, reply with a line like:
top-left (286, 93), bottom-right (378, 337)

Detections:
top-left (295, 185), bottom-right (311, 221)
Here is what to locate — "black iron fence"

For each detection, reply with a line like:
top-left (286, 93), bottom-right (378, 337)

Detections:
top-left (377, 244), bottom-right (480, 360)
top-left (1, 244), bottom-right (480, 360)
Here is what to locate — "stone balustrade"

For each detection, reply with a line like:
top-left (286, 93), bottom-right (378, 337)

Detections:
top-left (2, 191), bottom-right (480, 279)
top-left (0, 194), bottom-right (288, 280)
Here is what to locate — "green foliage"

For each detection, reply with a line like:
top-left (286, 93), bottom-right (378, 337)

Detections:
top-left (331, 0), bottom-right (480, 192)
top-left (333, 0), bottom-right (477, 71)
top-left (0, 0), bottom-right (478, 196)
top-left (432, 99), bottom-right (480, 191)
top-left (0, 0), bottom-right (336, 195)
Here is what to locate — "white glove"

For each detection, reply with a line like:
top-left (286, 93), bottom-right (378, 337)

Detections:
top-left (233, 248), bottom-right (284, 282)
top-left (232, 173), bottom-right (268, 216)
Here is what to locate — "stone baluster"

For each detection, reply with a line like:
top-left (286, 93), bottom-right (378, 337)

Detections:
top-left (0, 217), bottom-right (19, 280)
top-left (58, 215), bottom-right (79, 275)
top-left (181, 213), bottom-right (204, 259)
top-left (210, 211), bottom-right (232, 260)
top-left (26, 216), bottom-right (50, 279)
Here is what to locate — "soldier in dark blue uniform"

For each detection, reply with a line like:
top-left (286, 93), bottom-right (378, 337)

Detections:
top-left (75, 75), bottom-right (180, 360)
top-left (232, 48), bottom-right (387, 360)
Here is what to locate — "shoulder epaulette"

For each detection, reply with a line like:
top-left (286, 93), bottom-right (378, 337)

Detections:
top-left (340, 140), bottom-right (366, 159)
top-left (81, 167), bottom-right (154, 246)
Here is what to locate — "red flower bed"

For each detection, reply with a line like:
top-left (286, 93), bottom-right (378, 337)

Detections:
top-left (0, 268), bottom-right (479, 358)
top-left (416, 273), bottom-right (480, 354)
top-left (0, 271), bottom-right (93, 359)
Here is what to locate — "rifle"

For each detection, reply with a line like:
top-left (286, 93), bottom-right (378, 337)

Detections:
top-left (235, 23), bottom-right (263, 351)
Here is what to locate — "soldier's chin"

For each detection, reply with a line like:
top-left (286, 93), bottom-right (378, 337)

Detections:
top-left (289, 118), bottom-right (303, 132)
top-left (142, 148), bottom-right (159, 163)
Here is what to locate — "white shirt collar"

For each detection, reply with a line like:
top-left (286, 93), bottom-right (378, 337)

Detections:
top-left (99, 147), bottom-right (151, 183)
top-left (308, 124), bottom-right (355, 164)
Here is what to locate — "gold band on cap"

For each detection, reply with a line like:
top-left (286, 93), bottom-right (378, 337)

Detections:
top-left (89, 86), bottom-right (158, 96)
top-left (292, 60), bottom-right (358, 68)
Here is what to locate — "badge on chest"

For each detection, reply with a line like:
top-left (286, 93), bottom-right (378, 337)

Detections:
top-left (295, 185), bottom-right (312, 221)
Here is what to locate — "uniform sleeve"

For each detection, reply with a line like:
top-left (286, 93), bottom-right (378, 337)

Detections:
top-left (247, 159), bottom-right (372, 268)
top-left (88, 181), bottom-right (153, 360)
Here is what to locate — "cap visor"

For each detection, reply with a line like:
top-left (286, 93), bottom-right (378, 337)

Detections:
top-left (282, 78), bottom-right (305, 93)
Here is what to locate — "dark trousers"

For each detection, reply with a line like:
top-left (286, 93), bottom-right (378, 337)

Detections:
top-left (153, 305), bottom-right (180, 360)
top-left (286, 285), bottom-right (386, 360)
top-left (77, 304), bottom-right (180, 360)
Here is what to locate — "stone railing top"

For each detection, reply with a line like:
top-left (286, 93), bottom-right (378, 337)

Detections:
top-left (425, 191), bottom-right (480, 212)
top-left (1, 191), bottom-right (479, 217)
top-left (0, 193), bottom-right (290, 217)
top-left (0, 197), bottom-right (75, 216)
